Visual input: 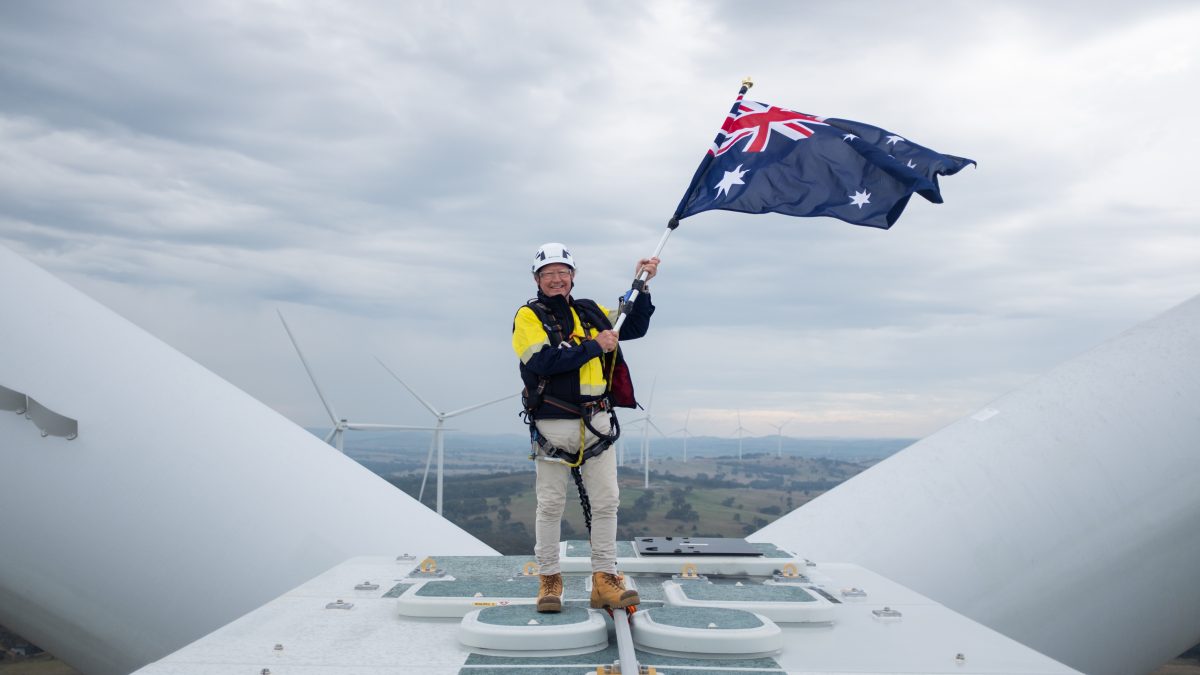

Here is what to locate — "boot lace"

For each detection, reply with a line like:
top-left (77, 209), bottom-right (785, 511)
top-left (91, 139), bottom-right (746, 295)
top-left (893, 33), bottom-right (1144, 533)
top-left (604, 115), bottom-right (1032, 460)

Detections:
top-left (541, 574), bottom-right (563, 596)
top-left (597, 572), bottom-right (624, 591)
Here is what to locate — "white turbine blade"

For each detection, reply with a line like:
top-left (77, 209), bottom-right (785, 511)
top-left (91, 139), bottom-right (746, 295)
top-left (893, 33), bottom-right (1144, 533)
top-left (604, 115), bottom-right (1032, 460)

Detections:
top-left (646, 377), bottom-right (657, 412)
top-left (684, 408), bottom-right (691, 429)
top-left (375, 357), bottom-right (442, 418)
top-left (648, 419), bottom-right (667, 437)
top-left (323, 428), bottom-right (337, 444)
top-left (417, 434), bottom-right (436, 503)
top-left (444, 392), bottom-right (519, 418)
top-left (344, 423), bottom-right (445, 431)
top-left (278, 310), bottom-right (340, 425)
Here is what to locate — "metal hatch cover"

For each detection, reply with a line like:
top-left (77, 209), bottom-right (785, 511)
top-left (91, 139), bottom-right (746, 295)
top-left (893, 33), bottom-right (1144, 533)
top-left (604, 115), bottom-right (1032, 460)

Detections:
top-left (635, 536), bottom-right (763, 556)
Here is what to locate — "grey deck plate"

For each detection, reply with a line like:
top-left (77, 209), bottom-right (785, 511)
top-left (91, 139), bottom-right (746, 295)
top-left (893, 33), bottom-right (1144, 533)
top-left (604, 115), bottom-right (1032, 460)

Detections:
top-left (476, 604), bottom-right (593, 626)
top-left (636, 537), bottom-right (763, 556)
top-left (640, 606), bottom-right (764, 629)
top-left (680, 583), bottom-right (817, 602)
top-left (415, 578), bottom-right (541, 597)
top-left (404, 555), bottom-right (541, 579)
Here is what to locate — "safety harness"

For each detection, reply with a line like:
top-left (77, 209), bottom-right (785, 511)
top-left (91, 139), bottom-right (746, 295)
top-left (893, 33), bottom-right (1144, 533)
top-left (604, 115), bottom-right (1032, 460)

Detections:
top-left (520, 297), bottom-right (629, 532)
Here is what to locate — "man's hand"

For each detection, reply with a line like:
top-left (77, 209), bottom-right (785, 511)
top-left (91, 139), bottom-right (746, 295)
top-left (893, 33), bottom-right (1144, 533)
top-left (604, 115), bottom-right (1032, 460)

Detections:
top-left (636, 256), bottom-right (660, 281)
top-left (595, 329), bottom-right (619, 353)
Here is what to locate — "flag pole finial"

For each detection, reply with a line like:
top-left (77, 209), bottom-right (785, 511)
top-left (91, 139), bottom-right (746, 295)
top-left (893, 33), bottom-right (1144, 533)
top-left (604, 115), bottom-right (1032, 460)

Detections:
top-left (742, 76), bottom-right (754, 89)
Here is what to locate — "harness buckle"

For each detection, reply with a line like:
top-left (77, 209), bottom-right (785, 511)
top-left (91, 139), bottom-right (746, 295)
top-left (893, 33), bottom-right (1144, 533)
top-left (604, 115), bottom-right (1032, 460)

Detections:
top-left (581, 399), bottom-right (610, 413)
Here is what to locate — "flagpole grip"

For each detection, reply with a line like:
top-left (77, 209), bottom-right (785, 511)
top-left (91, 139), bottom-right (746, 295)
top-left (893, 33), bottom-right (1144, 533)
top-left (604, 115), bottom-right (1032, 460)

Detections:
top-left (612, 225), bottom-right (674, 332)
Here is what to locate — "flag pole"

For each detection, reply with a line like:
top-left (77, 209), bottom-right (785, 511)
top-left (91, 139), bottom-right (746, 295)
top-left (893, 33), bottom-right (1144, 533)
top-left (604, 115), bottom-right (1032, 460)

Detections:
top-left (612, 77), bottom-right (754, 332)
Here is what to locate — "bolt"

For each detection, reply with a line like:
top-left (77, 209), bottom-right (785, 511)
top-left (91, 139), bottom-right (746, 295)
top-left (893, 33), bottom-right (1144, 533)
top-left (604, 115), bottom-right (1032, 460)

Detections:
top-left (273, 644), bottom-right (283, 651)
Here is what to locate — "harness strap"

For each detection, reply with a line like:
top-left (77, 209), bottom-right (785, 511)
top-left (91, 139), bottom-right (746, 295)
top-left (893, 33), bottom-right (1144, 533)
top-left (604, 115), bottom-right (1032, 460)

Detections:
top-left (522, 298), bottom-right (622, 429)
top-left (532, 417), bottom-right (618, 464)
top-left (521, 299), bottom-right (627, 538)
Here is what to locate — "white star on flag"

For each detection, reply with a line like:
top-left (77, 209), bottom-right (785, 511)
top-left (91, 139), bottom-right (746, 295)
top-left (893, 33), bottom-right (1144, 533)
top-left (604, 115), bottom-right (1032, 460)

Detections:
top-left (849, 190), bottom-right (871, 208)
top-left (714, 164), bottom-right (749, 198)
top-left (906, 159), bottom-right (918, 169)
top-left (842, 133), bottom-right (858, 142)
top-left (885, 134), bottom-right (905, 145)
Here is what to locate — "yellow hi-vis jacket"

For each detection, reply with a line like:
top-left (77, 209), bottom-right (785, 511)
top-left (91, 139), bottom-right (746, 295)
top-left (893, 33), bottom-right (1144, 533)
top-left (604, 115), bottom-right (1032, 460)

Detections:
top-left (512, 292), bottom-right (654, 419)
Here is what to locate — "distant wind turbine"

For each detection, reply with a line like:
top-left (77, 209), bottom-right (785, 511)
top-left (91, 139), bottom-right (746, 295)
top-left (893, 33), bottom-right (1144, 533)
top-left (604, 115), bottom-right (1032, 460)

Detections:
top-left (769, 418), bottom-right (793, 458)
top-left (671, 409), bottom-right (693, 463)
top-left (278, 310), bottom-right (437, 453)
top-left (628, 378), bottom-right (666, 488)
top-left (734, 409), bottom-right (750, 461)
top-left (376, 357), bottom-right (517, 515)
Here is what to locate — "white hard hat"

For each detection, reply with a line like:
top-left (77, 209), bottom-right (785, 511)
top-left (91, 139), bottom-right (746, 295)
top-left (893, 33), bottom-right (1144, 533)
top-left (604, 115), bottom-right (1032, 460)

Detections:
top-left (532, 242), bottom-right (575, 273)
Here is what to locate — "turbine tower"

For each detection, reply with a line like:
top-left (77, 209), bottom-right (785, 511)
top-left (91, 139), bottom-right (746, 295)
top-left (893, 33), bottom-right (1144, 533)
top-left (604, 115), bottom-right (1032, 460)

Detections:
top-left (642, 382), bottom-right (667, 488)
top-left (626, 378), bottom-right (665, 488)
top-left (734, 409), bottom-right (750, 460)
top-left (377, 357), bottom-right (516, 515)
top-left (278, 311), bottom-right (435, 452)
top-left (769, 417), bottom-right (792, 458)
top-left (671, 408), bottom-right (693, 462)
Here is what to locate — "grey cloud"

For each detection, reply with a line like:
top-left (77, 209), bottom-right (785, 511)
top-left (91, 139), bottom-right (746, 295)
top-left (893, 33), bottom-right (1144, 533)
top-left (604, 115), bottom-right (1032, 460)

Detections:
top-left (2, 0), bottom-right (1198, 438)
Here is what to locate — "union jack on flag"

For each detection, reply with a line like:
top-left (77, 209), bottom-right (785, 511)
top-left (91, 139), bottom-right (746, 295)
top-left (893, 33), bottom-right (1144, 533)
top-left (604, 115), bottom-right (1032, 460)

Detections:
top-left (711, 101), bottom-right (829, 155)
top-left (674, 89), bottom-right (975, 229)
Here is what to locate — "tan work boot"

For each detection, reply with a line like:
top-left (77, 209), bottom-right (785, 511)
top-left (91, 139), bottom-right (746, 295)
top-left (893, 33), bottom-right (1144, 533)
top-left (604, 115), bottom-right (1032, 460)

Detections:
top-left (536, 573), bottom-right (563, 613)
top-left (590, 571), bottom-right (639, 610)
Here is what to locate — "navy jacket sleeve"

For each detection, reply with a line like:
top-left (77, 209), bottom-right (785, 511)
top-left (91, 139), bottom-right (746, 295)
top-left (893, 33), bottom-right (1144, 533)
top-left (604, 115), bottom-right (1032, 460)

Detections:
top-left (616, 292), bottom-right (655, 340)
top-left (524, 337), bottom-right (604, 377)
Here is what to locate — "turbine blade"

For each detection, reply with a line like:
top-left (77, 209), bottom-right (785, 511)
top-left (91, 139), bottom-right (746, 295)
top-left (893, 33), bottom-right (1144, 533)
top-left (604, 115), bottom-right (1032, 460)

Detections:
top-left (323, 428), bottom-right (337, 444)
top-left (278, 310), bottom-right (340, 425)
top-left (375, 357), bottom-right (441, 418)
top-left (444, 392), bottom-right (519, 418)
top-left (648, 420), bottom-right (667, 437)
top-left (417, 434), bottom-right (436, 503)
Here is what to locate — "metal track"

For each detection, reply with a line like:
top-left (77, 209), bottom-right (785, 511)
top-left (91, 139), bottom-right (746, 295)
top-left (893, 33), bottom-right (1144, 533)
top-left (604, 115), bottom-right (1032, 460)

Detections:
top-left (611, 607), bottom-right (639, 674)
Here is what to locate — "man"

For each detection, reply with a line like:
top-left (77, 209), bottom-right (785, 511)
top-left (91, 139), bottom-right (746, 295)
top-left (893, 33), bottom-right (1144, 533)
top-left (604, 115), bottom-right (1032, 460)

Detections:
top-left (512, 242), bottom-right (658, 613)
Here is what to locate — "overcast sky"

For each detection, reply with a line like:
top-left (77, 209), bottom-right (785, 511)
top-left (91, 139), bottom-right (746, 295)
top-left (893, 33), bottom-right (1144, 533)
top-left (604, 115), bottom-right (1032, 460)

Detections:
top-left (2, 1), bottom-right (1198, 441)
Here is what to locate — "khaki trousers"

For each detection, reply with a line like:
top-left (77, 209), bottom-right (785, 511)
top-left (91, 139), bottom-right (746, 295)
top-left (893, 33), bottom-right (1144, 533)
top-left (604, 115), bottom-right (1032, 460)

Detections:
top-left (533, 414), bottom-right (619, 575)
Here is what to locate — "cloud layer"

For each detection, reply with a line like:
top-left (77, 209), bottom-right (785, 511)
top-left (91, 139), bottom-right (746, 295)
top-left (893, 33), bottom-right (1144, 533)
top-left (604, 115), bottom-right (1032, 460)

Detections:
top-left (3, 1), bottom-right (1198, 439)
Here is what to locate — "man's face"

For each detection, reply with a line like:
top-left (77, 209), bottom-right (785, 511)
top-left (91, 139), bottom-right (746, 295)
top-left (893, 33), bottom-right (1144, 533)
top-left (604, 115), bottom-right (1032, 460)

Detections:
top-left (536, 263), bottom-right (574, 297)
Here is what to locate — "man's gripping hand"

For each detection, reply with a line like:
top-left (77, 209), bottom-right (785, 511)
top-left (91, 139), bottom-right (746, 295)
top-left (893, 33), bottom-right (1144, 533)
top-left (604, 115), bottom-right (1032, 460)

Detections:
top-left (594, 330), bottom-right (618, 353)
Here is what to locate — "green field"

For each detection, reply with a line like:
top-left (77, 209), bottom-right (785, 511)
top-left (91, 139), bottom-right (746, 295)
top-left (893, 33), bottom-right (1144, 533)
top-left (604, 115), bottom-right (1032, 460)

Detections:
top-left (385, 453), bottom-right (875, 554)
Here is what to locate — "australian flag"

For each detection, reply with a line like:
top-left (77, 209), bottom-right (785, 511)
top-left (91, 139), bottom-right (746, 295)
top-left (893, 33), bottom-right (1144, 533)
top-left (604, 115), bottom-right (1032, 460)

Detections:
top-left (674, 95), bottom-right (975, 229)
